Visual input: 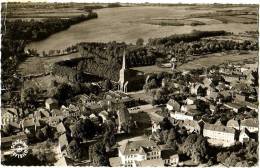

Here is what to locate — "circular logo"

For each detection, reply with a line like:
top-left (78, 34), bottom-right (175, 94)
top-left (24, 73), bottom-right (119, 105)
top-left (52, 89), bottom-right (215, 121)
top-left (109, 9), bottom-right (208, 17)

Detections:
top-left (11, 139), bottom-right (28, 158)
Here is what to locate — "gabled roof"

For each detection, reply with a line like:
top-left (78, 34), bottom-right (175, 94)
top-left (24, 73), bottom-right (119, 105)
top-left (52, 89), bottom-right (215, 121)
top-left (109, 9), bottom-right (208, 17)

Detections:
top-left (226, 119), bottom-right (239, 128)
top-left (167, 99), bottom-right (181, 109)
top-left (56, 122), bottom-right (66, 134)
top-left (120, 139), bottom-right (160, 155)
top-left (241, 118), bottom-right (258, 128)
top-left (204, 123), bottom-right (236, 134)
top-left (2, 108), bottom-right (18, 116)
top-left (45, 98), bottom-right (58, 104)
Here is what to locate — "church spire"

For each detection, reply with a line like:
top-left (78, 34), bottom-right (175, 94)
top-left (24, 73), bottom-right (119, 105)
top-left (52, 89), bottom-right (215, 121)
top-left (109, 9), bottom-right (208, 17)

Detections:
top-left (122, 49), bottom-right (126, 69)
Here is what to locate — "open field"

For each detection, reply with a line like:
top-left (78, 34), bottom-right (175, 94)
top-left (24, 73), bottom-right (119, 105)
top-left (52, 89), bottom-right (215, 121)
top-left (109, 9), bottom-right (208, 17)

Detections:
top-left (131, 65), bottom-right (172, 74)
top-left (18, 52), bottom-right (81, 76)
top-left (177, 51), bottom-right (258, 71)
top-left (25, 6), bottom-right (258, 53)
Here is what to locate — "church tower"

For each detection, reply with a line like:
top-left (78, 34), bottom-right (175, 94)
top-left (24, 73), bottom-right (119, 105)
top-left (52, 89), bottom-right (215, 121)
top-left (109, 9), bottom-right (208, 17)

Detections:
top-left (119, 50), bottom-right (128, 92)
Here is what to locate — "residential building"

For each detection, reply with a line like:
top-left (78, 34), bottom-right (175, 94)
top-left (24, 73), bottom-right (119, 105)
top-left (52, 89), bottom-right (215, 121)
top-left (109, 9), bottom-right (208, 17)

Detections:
top-left (170, 111), bottom-right (194, 121)
top-left (226, 119), bottom-right (240, 130)
top-left (180, 120), bottom-right (202, 134)
top-left (2, 108), bottom-right (19, 126)
top-left (166, 99), bottom-right (181, 111)
top-left (203, 123), bottom-right (236, 146)
top-left (151, 121), bottom-right (161, 133)
top-left (239, 128), bottom-right (251, 143)
top-left (186, 97), bottom-right (196, 105)
top-left (45, 98), bottom-right (59, 111)
top-left (240, 118), bottom-right (258, 133)
top-left (98, 110), bottom-right (109, 123)
top-left (119, 139), bottom-right (161, 167)
top-left (223, 102), bottom-right (245, 113)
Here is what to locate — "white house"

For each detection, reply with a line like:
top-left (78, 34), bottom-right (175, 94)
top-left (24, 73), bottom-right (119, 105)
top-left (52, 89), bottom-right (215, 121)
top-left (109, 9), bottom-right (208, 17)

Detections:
top-left (203, 123), bottom-right (236, 146)
top-left (119, 139), bottom-right (161, 167)
top-left (98, 110), bottom-right (109, 123)
top-left (186, 97), bottom-right (196, 105)
top-left (170, 111), bottom-right (194, 121)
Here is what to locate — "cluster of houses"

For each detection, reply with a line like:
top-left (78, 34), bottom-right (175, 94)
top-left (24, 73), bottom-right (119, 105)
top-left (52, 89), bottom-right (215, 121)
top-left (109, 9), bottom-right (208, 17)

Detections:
top-left (164, 62), bottom-right (258, 146)
top-left (1, 90), bottom-right (133, 163)
top-left (117, 61), bottom-right (258, 166)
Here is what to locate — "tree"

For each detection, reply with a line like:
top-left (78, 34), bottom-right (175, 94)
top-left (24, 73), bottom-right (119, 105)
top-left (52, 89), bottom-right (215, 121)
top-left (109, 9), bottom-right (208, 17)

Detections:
top-left (89, 142), bottom-right (110, 166)
top-left (66, 139), bottom-right (82, 160)
top-left (160, 118), bottom-right (172, 130)
top-left (32, 141), bottom-right (58, 165)
top-left (136, 38), bottom-right (144, 46)
top-left (181, 134), bottom-right (209, 164)
top-left (70, 119), bottom-right (96, 141)
top-left (103, 79), bottom-right (112, 91)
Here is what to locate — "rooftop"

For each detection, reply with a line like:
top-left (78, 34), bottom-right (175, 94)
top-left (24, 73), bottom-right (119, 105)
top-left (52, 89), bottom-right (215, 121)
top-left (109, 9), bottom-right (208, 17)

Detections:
top-left (204, 123), bottom-right (236, 134)
top-left (120, 139), bottom-right (160, 155)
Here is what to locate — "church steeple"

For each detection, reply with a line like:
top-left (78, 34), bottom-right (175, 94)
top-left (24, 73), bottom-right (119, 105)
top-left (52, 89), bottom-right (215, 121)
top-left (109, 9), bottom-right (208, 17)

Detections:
top-left (122, 49), bottom-right (126, 69)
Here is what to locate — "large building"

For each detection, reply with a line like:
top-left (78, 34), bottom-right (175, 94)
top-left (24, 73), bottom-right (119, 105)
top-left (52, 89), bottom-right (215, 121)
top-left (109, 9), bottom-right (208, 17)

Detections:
top-left (119, 139), bottom-right (161, 167)
top-left (118, 50), bottom-right (145, 92)
top-left (203, 123), bottom-right (237, 146)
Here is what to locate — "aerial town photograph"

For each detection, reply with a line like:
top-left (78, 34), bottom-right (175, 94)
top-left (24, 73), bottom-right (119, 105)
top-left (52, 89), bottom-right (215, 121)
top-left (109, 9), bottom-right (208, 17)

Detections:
top-left (0, 0), bottom-right (259, 167)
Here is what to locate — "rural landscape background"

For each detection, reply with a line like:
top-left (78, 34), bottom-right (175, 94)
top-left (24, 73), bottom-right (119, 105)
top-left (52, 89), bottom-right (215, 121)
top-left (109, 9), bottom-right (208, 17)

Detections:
top-left (1, 1), bottom-right (259, 167)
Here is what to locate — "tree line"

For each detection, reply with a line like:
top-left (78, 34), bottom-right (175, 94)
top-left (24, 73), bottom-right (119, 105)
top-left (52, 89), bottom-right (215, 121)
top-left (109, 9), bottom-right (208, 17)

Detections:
top-left (147, 30), bottom-right (228, 46)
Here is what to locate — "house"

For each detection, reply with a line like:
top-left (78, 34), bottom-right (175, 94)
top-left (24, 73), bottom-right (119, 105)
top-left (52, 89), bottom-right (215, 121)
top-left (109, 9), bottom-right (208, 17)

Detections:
top-left (58, 133), bottom-right (69, 155)
top-left (203, 123), bottom-right (236, 146)
top-left (45, 98), bottom-right (59, 111)
top-left (43, 116), bottom-right (64, 127)
top-left (190, 83), bottom-right (206, 96)
top-left (9, 122), bottom-right (21, 134)
top-left (34, 108), bottom-right (50, 119)
top-left (2, 108), bottom-right (19, 126)
top-left (56, 122), bottom-right (66, 135)
top-left (166, 99), bottom-right (181, 111)
top-left (180, 120), bottom-right (202, 134)
top-left (99, 110), bottom-right (109, 123)
top-left (21, 117), bottom-right (41, 134)
top-left (181, 104), bottom-right (197, 112)
top-left (235, 94), bottom-right (247, 102)
top-left (151, 121), bottom-right (161, 133)
top-left (219, 91), bottom-right (232, 102)
top-left (209, 104), bottom-right (217, 113)
top-left (203, 77), bottom-right (213, 88)
top-left (119, 139), bottom-right (161, 167)
top-left (240, 118), bottom-right (258, 133)
top-left (186, 97), bottom-right (196, 105)
top-left (239, 128), bottom-right (251, 143)
top-left (159, 145), bottom-right (180, 166)
top-left (223, 102), bottom-right (245, 113)
top-left (170, 111), bottom-right (195, 121)
top-left (226, 119), bottom-right (240, 130)
top-left (244, 102), bottom-right (258, 112)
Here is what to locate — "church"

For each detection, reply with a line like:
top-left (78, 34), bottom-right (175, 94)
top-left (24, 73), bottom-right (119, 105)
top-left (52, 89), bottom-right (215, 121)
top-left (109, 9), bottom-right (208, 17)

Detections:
top-left (118, 50), bottom-right (145, 93)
